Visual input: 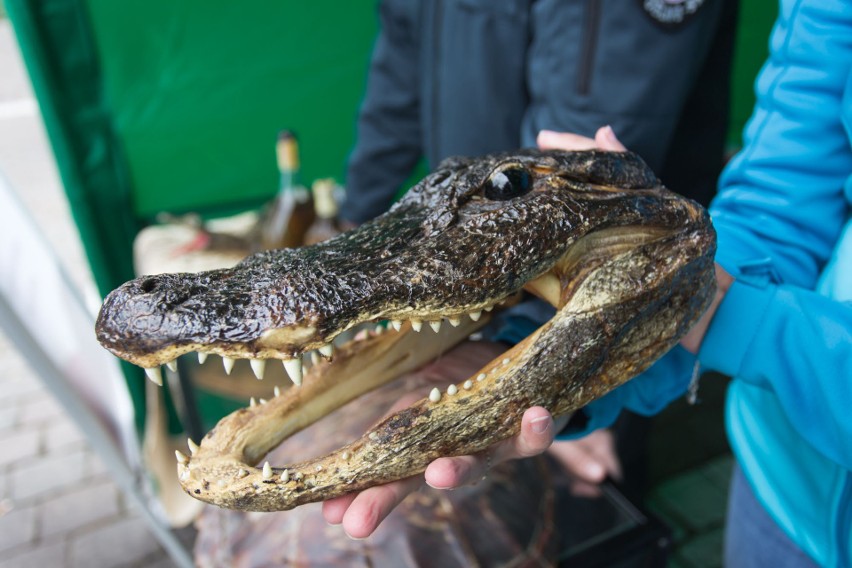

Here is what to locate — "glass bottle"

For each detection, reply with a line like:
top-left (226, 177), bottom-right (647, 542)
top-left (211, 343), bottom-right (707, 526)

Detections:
top-left (304, 178), bottom-right (343, 245)
top-left (261, 130), bottom-right (315, 249)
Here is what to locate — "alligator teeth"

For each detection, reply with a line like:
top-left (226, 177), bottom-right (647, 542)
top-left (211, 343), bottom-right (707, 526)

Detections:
top-left (262, 461), bottom-right (273, 480)
top-left (197, 352), bottom-right (208, 364)
top-left (318, 344), bottom-right (334, 359)
top-left (476, 373), bottom-right (487, 381)
top-left (144, 367), bottom-right (163, 386)
top-left (280, 470), bottom-right (290, 482)
top-left (309, 350), bottom-right (321, 367)
top-left (259, 398), bottom-right (267, 405)
top-left (463, 380), bottom-right (473, 390)
top-left (429, 320), bottom-right (442, 333)
top-left (165, 360), bottom-right (177, 372)
top-left (175, 450), bottom-right (189, 465)
top-left (250, 397), bottom-right (257, 407)
top-left (273, 386), bottom-right (281, 397)
top-left (391, 320), bottom-right (402, 332)
top-left (250, 359), bottom-right (266, 380)
top-left (484, 305), bottom-right (494, 312)
top-left (411, 320), bottom-right (423, 332)
top-left (374, 324), bottom-right (385, 335)
top-left (469, 311), bottom-right (482, 322)
top-left (448, 317), bottom-right (461, 327)
top-left (187, 438), bottom-right (199, 456)
top-left (429, 388), bottom-right (441, 403)
top-left (223, 356), bottom-right (235, 375)
top-left (447, 384), bottom-right (458, 395)
top-left (283, 358), bottom-right (303, 386)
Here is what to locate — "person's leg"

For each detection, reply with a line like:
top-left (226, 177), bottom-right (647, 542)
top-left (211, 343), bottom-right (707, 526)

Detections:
top-left (724, 464), bottom-right (818, 568)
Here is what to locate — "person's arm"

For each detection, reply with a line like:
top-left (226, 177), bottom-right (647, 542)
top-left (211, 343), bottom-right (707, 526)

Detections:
top-left (695, 1), bottom-right (852, 469)
top-left (341, 0), bottom-right (424, 225)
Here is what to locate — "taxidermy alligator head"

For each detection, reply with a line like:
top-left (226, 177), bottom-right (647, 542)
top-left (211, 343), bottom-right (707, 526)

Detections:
top-left (96, 149), bottom-right (716, 511)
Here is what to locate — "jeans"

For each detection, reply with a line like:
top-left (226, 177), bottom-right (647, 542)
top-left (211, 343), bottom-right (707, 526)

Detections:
top-left (724, 464), bottom-right (819, 568)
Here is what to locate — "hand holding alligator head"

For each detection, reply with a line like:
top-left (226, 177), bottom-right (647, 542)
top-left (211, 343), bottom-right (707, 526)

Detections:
top-left (95, 147), bottom-right (716, 517)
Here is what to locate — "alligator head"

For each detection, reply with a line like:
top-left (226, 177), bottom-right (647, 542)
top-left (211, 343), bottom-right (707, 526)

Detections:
top-left (96, 149), bottom-right (716, 511)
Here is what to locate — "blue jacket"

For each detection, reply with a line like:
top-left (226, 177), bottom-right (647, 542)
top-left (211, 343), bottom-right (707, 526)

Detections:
top-left (574, 2), bottom-right (852, 564)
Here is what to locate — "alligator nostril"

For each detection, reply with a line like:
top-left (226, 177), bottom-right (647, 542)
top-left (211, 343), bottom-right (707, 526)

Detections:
top-left (140, 278), bottom-right (158, 293)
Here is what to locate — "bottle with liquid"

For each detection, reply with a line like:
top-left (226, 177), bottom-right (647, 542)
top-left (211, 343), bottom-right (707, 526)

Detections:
top-left (304, 178), bottom-right (343, 245)
top-left (261, 130), bottom-right (315, 249)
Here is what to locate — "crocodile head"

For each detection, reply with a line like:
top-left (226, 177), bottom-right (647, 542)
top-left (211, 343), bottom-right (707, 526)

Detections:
top-left (96, 149), bottom-right (716, 511)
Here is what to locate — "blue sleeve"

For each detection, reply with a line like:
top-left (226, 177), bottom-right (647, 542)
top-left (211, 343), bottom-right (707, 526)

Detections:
top-left (342, 0), bottom-right (424, 224)
top-left (701, 278), bottom-right (852, 468)
top-left (700, 0), bottom-right (852, 468)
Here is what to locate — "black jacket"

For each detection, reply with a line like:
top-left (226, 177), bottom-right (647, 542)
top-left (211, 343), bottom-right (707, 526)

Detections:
top-left (343, 0), bottom-right (738, 223)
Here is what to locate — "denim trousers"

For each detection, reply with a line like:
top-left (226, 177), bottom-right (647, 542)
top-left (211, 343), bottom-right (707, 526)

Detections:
top-left (724, 464), bottom-right (819, 568)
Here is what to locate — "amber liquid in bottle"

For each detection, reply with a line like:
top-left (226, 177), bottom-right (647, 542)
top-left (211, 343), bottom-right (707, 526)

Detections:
top-left (304, 178), bottom-right (342, 245)
top-left (262, 130), bottom-right (314, 249)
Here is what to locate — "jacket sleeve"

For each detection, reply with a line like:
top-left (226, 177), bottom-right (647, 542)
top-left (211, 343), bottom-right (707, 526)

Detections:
top-left (561, 1), bottom-right (852, 449)
top-left (341, 0), bottom-right (424, 225)
top-left (698, 0), bottom-right (852, 468)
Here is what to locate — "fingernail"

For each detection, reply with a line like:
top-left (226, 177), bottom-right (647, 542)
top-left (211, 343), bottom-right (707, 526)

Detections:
top-left (537, 130), bottom-right (557, 144)
top-left (585, 462), bottom-right (605, 480)
top-left (530, 415), bottom-right (551, 434)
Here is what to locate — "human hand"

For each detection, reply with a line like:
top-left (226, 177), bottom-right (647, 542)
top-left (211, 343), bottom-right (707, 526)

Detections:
top-left (537, 125), bottom-right (627, 152)
top-left (680, 263), bottom-right (734, 354)
top-left (321, 340), bottom-right (558, 539)
top-left (548, 429), bottom-right (622, 498)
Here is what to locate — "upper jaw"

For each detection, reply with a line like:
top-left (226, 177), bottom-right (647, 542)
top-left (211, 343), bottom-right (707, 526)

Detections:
top-left (94, 150), bottom-right (686, 372)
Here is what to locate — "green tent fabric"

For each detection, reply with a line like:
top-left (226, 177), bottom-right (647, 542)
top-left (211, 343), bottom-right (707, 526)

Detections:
top-left (8, 0), bottom-right (377, 433)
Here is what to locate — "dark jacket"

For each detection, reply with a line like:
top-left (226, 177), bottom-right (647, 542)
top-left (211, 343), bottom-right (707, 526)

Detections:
top-left (343, 0), bottom-right (738, 224)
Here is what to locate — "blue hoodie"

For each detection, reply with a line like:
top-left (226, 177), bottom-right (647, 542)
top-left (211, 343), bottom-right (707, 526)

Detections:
top-left (569, 2), bottom-right (852, 565)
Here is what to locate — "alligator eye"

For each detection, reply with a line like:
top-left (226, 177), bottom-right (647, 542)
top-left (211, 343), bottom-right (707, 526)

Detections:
top-left (483, 166), bottom-right (531, 201)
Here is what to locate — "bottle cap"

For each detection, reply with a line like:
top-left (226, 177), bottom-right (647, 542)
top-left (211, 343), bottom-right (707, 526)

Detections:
top-left (276, 130), bottom-right (299, 171)
top-left (312, 178), bottom-right (338, 219)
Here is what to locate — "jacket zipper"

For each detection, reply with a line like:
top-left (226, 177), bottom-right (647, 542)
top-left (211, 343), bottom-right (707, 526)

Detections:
top-left (577, 0), bottom-right (602, 96)
top-left (430, 0), bottom-right (443, 165)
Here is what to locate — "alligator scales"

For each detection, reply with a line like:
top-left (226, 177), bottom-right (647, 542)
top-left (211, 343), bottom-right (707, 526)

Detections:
top-left (96, 149), bottom-right (716, 511)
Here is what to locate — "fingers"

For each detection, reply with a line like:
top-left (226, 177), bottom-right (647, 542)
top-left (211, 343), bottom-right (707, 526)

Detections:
top-left (424, 407), bottom-right (555, 490)
top-left (425, 455), bottom-right (481, 489)
top-left (549, 439), bottom-right (608, 483)
top-left (548, 429), bottom-right (623, 497)
top-left (593, 125), bottom-right (627, 151)
top-left (536, 126), bottom-right (627, 152)
top-left (323, 408), bottom-right (557, 538)
top-left (537, 130), bottom-right (598, 151)
top-left (322, 493), bottom-right (357, 525)
top-left (324, 475), bottom-right (423, 539)
top-left (508, 406), bottom-right (556, 459)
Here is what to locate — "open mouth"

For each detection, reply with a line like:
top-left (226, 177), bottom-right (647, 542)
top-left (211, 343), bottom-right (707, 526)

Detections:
top-left (95, 149), bottom-right (716, 511)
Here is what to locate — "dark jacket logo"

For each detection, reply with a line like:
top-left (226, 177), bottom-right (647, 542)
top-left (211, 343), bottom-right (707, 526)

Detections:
top-left (641, 0), bottom-right (707, 26)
